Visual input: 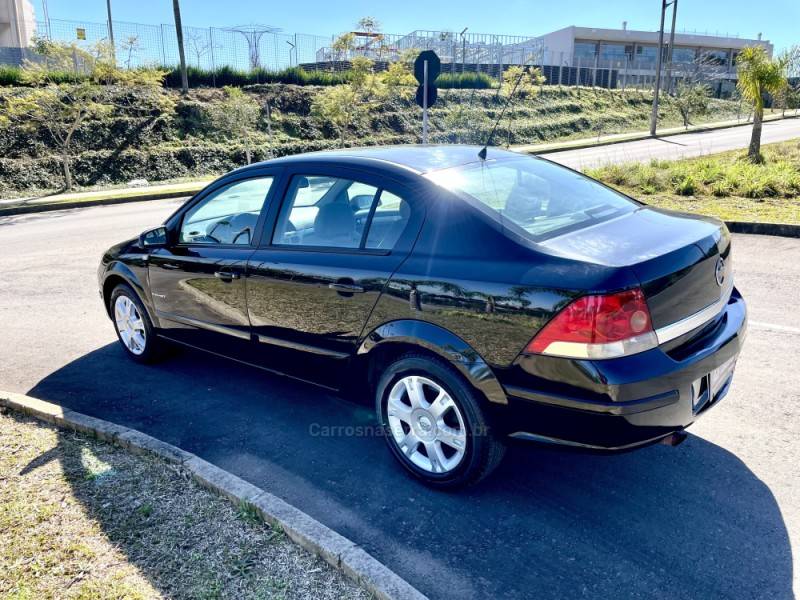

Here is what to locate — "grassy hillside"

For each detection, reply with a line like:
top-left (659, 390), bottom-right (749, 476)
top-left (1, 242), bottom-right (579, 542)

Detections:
top-left (0, 83), bottom-right (744, 196)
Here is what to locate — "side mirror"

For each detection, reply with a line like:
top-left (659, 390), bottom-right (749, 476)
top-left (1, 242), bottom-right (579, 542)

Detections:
top-left (139, 226), bottom-right (168, 248)
top-left (296, 176), bottom-right (310, 189)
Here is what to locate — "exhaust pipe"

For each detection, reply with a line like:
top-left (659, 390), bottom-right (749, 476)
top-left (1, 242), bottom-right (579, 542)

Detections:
top-left (660, 431), bottom-right (688, 447)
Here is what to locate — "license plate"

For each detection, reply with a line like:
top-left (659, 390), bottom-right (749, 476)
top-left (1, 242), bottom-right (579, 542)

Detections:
top-left (692, 355), bottom-right (736, 413)
top-left (710, 356), bottom-right (737, 399)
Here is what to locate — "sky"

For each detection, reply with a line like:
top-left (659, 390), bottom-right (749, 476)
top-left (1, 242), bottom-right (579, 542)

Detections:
top-left (31, 0), bottom-right (800, 52)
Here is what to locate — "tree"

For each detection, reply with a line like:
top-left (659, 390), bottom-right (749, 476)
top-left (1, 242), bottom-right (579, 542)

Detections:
top-left (187, 29), bottom-right (213, 68)
top-left (736, 46), bottom-right (787, 162)
top-left (172, 0), bottom-right (188, 93)
top-left (207, 87), bottom-right (261, 164)
top-left (500, 66), bottom-right (545, 145)
top-left (331, 32), bottom-right (356, 63)
top-left (2, 41), bottom-right (171, 190)
top-left (672, 82), bottom-right (711, 129)
top-left (356, 17), bottom-right (381, 34)
top-left (2, 84), bottom-right (111, 190)
top-left (120, 35), bottom-right (141, 69)
top-left (312, 57), bottom-right (386, 147)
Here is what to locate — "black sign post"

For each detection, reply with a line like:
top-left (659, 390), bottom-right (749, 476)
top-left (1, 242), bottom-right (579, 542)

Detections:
top-left (414, 51), bottom-right (441, 144)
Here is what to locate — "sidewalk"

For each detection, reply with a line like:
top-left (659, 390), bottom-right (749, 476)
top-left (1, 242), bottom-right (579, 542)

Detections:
top-left (0, 179), bottom-right (213, 216)
top-left (513, 111), bottom-right (794, 155)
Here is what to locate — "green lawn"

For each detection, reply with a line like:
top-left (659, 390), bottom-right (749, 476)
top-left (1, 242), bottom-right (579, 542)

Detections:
top-left (586, 139), bottom-right (800, 224)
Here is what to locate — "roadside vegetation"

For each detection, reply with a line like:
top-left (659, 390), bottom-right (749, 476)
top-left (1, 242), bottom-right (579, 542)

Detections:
top-left (587, 139), bottom-right (800, 224)
top-left (0, 410), bottom-right (369, 600)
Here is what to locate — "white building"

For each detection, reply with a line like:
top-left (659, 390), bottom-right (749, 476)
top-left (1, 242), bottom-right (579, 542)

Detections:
top-left (0, 0), bottom-right (35, 64)
top-left (0, 0), bottom-right (35, 47)
top-left (538, 25), bottom-right (772, 93)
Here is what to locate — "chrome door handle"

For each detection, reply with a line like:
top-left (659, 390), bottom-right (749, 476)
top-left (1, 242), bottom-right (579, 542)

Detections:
top-left (161, 263), bottom-right (181, 270)
top-left (214, 271), bottom-right (240, 281)
top-left (328, 282), bottom-right (364, 294)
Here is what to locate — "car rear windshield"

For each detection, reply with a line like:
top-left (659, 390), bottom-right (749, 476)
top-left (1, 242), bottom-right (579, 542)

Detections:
top-left (425, 157), bottom-right (638, 241)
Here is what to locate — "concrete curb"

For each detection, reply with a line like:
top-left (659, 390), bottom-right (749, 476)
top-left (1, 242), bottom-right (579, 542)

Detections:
top-left (0, 189), bottom-right (199, 217)
top-left (0, 391), bottom-right (427, 600)
top-left (724, 221), bottom-right (800, 238)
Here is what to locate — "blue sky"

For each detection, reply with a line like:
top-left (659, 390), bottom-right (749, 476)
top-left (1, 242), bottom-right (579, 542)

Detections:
top-left (33, 0), bottom-right (799, 51)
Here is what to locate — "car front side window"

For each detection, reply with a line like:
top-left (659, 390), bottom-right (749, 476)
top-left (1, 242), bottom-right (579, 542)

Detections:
top-left (180, 177), bottom-right (274, 245)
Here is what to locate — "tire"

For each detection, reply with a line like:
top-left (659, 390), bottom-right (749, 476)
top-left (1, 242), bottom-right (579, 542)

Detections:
top-left (109, 283), bottom-right (164, 364)
top-left (376, 353), bottom-right (506, 489)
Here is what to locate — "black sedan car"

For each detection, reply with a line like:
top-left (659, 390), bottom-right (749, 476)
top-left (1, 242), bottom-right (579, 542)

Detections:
top-left (98, 146), bottom-right (746, 487)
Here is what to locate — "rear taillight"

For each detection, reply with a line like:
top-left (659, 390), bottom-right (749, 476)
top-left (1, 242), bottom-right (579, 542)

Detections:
top-left (525, 288), bottom-right (658, 359)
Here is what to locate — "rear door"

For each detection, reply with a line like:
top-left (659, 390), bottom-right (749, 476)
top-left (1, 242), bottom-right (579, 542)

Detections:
top-left (148, 170), bottom-right (282, 353)
top-left (245, 165), bottom-right (424, 388)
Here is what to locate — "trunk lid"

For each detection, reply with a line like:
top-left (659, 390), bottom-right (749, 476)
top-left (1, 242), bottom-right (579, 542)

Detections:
top-left (538, 207), bottom-right (732, 329)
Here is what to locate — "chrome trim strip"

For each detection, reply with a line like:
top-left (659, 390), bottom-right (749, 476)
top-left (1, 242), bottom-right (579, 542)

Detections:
top-left (504, 385), bottom-right (679, 415)
top-left (654, 277), bottom-right (734, 345)
top-left (156, 310), bottom-right (251, 341)
top-left (508, 431), bottom-right (676, 451)
top-left (255, 334), bottom-right (350, 359)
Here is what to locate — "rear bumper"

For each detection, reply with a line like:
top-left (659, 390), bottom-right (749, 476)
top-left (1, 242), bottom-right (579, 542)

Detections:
top-left (494, 288), bottom-right (747, 450)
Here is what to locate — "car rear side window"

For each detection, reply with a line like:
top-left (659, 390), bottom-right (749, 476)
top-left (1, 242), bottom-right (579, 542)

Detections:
top-left (365, 191), bottom-right (410, 250)
top-left (272, 175), bottom-right (379, 249)
top-left (425, 157), bottom-right (636, 241)
top-left (180, 177), bottom-right (274, 245)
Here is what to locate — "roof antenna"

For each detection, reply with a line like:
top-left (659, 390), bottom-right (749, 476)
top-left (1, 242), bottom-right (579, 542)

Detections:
top-left (478, 58), bottom-right (536, 161)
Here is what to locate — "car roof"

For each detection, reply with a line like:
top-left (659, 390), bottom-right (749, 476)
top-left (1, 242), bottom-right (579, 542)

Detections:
top-left (254, 145), bottom-right (525, 175)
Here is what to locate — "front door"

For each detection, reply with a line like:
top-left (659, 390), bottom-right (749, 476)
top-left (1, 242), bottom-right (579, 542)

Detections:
top-left (149, 174), bottom-right (278, 354)
top-left (245, 169), bottom-right (423, 388)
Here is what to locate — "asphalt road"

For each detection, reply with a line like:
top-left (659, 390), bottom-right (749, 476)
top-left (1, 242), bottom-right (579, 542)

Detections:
top-left (1, 200), bottom-right (798, 599)
top-left (543, 117), bottom-right (800, 170)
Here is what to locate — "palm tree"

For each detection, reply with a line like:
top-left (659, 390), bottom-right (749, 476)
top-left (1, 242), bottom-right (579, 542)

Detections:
top-left (172, 0), bottom-right (188, 94)
top-left (736, 46), bottom-right (787, 162)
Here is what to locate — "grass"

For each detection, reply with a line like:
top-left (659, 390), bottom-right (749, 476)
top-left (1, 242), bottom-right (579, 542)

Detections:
top-left (586, 139), bottom-right (800, 224)
top-left (0, 409), bottom-right (370, 600)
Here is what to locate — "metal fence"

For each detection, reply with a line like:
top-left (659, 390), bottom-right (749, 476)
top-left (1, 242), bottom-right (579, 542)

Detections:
top-left (5, 18), bottom-right (548, 76)
top-left (1, 17), bottom-right (741, 95)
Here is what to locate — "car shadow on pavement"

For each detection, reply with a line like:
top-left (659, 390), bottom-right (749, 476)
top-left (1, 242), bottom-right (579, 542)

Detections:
top-left (28, 343), bottom-right (794, 600)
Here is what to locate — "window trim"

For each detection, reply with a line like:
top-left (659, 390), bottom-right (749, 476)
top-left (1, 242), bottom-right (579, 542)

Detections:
top-left (172, 171), bottom-right (282, 250)
top-left (268, 172), bottom-right (408, 255)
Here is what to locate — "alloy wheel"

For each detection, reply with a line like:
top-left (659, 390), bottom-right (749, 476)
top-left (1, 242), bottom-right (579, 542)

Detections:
top-left (114, 295), bottom-right (146, 356)
top-left (386, 375), bottom-right (468, 474)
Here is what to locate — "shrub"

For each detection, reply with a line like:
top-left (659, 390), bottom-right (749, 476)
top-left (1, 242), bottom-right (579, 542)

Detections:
top-left (673, 174), bottom-right (699, 196)
top-left (437, 72), bottom-right (496, 89)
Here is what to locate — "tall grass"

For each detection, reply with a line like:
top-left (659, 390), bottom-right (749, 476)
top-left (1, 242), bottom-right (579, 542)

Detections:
top-left (587, 141), bottom-right (800, 199)
top-left (0, 64), bottom-right (86, 86)
top-left (437, 72), bottom-right (496, 89)
top-left (163, 65), bottom-right (354, 88)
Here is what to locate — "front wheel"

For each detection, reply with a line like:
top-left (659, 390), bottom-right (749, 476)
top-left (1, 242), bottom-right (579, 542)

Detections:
top-left (376, 354), bottom-right (505, 489)
top-left (110, 283), bottom-right (164, 364)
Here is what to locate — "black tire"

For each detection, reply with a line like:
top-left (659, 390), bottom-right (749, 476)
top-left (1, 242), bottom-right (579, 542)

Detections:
top-left (109, 283), bottom-right (164, 364)
top-left (376, 353), bottom-right (506, 489)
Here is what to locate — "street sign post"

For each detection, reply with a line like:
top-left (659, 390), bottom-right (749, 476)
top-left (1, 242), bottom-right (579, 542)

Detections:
top-left (414, 51), bottom-right (441, 144)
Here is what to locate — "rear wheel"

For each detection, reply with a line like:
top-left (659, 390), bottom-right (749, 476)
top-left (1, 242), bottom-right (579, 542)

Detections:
top-left (110, 283), bottom-right (163, 364)
top-left (376, 354), bottom-right (505, 488)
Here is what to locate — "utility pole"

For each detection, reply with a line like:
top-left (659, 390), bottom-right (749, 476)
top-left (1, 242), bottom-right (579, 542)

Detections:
top-left (650, 0), bottom-right (669, 136)
top-left (460, 27), bottom-right (468, 74)
top-left (106, 0), bottom-right (116, 64)
top-left (172, 0), bottom-right (188, 93)
top-left (664, 0), bottom-right (678, 94)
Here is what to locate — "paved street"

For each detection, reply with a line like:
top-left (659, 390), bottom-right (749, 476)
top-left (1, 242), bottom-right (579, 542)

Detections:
top-left (1, 199), bottom-right (798, 599)
top-left (543, 117), bottom-right (800, 170)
